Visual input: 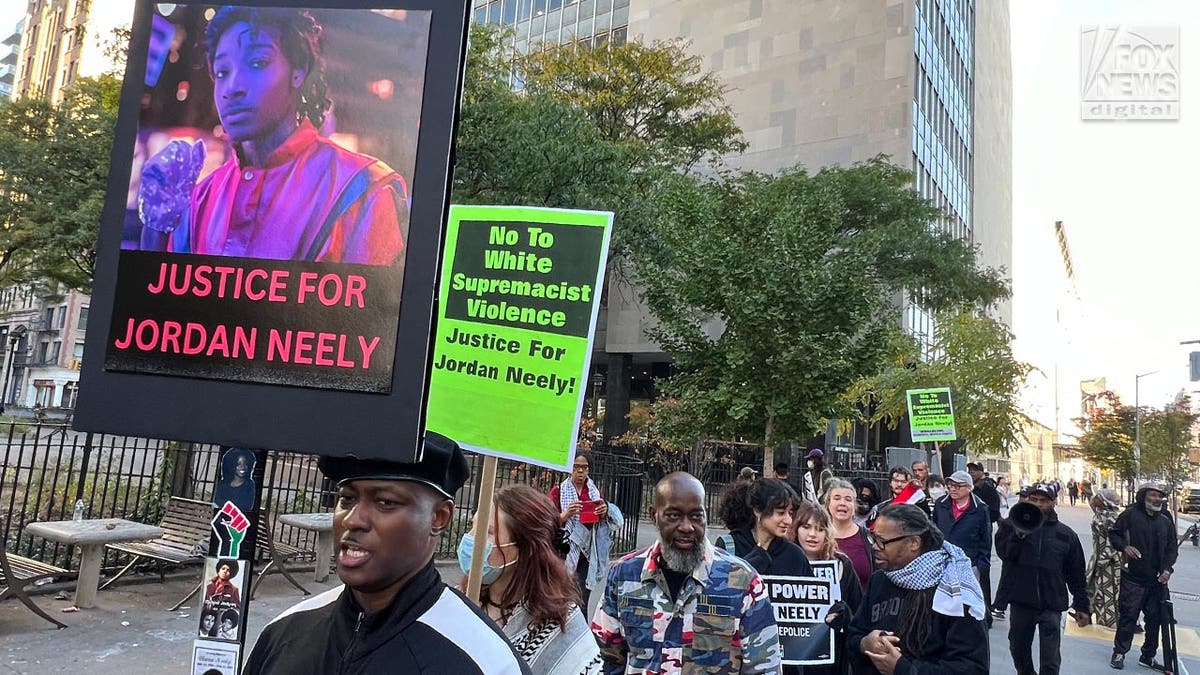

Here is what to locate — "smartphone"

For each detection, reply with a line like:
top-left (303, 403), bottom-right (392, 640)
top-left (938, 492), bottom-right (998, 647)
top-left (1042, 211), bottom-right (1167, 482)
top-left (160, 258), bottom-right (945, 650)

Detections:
top-left (579, 500), bottom-right (600, 524)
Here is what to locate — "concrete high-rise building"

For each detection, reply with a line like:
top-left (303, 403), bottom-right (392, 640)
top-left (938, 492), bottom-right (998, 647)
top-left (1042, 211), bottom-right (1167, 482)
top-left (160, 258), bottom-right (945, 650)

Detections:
top-left (456, 0), bottom-right (1013, 447)
top-left (1, 21), bottom-right (21, 100)
top-left (13, 0), bottom-right (132, 103)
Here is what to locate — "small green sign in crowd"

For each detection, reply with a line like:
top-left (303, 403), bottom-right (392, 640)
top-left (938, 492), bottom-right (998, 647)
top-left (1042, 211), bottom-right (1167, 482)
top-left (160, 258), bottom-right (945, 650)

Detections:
top-left (426, 205), bottom-right (612, 471)
top-left (906, 387), bottom-right (957, 442)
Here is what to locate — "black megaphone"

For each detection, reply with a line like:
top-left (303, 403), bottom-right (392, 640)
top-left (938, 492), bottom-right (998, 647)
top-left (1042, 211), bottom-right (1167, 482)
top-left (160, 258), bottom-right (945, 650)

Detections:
top-left (1009, 501), bottom-right (1044, 535)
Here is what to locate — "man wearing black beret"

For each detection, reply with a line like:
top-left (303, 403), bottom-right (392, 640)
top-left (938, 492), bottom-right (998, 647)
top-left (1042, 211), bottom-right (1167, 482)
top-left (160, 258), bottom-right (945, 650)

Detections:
top-left (244, 432), bottom-right (530, 674)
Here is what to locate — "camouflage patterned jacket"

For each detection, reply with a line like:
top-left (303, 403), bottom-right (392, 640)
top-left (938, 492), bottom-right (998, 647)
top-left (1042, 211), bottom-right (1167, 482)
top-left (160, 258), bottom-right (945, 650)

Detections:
top-left (591, 541), bottom-right (782, 674)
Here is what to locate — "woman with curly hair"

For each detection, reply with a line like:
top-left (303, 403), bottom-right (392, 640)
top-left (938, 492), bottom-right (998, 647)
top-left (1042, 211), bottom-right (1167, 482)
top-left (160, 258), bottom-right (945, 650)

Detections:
top-left (715, 478), bottom-right (812, 577)
top-left (459, 484), bottom-right (601, 675)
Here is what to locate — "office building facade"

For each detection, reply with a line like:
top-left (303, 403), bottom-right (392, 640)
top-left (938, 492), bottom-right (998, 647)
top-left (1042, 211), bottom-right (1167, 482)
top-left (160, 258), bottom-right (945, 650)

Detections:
top-left (477, 0), bottom-right (1012, 447)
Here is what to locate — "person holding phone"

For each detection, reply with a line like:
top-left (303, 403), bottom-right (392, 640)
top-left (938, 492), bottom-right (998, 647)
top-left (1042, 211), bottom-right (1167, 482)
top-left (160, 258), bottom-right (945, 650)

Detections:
top-left (550, 452), bottom-right (613, 609)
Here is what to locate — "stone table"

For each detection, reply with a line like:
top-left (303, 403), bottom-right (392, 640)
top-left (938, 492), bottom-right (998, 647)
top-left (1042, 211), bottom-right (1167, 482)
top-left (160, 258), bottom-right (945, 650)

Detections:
top-left (278, 512), bottom-right (334, 582)
top-left (24, 519), bottom-right (164, 608)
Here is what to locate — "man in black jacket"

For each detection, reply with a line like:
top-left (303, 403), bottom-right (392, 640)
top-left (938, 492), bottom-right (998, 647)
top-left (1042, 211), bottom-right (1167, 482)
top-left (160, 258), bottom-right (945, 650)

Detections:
top-left (967, 462), bottom-right (1002, 626)
top-left (994, 482), bottom-right (1090, 675)
top-left (243, 433), bottom-right (530, 675)
top-left (847, 503), bottom-right (989, 675)
top-left (1108, 482), bottom-right (1179, 671)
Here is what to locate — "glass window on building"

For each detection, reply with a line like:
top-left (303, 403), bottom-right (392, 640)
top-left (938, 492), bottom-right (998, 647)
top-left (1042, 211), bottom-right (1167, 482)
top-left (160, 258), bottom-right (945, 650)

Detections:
top-left (78, 306), bottom-right (88, 329)
top-left (35, 341), bottom-right (47, 364)
top-left (33, 380), bottom-right (53, 407)
top-left (62, 381), bottom-right (78, 409)
top-left (613, 4), bottom-right (628, 27)
top-left (50, 340), bottom-right (61, 362)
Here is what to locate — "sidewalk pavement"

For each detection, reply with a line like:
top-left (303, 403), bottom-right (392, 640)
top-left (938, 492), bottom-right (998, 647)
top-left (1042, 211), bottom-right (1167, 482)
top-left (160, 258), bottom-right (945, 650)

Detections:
top-left (2, 503), bottom-right (1196, 673)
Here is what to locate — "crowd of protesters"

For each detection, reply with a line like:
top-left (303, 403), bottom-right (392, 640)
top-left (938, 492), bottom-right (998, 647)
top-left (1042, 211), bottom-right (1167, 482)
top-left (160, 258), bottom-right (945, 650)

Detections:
top-left (240, 438), bottom-right (1184, 675)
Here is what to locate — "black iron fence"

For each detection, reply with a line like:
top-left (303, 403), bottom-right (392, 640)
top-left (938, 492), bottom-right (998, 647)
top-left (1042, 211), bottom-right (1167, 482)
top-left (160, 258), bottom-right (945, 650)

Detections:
top-left (1, 423), bottom-right (645, 577)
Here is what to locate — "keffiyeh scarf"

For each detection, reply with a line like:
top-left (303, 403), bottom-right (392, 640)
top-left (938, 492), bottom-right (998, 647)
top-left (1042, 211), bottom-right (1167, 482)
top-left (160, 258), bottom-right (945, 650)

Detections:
top-left (884, 541), bottom-right (986, 620)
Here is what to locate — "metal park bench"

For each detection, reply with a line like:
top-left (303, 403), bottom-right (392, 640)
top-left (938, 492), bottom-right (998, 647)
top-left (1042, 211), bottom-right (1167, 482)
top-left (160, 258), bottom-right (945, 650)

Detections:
top-left (99, 496), bottom-right (209, 609)
top-left (100, 496), bottom-right (314, 609)
top-left (0, 545), bottom-right (69, 629)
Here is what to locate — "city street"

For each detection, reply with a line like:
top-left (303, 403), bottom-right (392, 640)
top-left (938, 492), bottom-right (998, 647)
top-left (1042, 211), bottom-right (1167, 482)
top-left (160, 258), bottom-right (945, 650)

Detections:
top-left (986, 498), bottom-right (1200, 674)
top-left (1, 498), bottom-right (1197, 673)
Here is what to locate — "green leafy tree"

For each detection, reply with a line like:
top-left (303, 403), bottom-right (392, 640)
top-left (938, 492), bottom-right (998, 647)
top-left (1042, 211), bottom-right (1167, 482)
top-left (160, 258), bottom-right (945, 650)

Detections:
top-left (842, 307), bottom-right (1033, 457)
top-left (0, 75), bottom-right (120, 291)
top-left (454, 34), bottom-right (628, 210)
top-left (628, 158), bottom-right (1010, 471)
top-left (458, 28), bottom-right (743, 270)
top-left (518, 37), bottom-right (746, 172)
top-left (1139, 396), bottom-right (1198, 492)
top-left (1076, 392), bottom-right (1138, 482)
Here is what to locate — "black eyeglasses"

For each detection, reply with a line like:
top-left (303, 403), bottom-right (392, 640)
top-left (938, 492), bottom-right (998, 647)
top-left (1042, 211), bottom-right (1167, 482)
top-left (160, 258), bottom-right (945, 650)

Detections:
top-left (866, 530), bottom-right (921, 550)
top-left (572, 464), bottom-right (590, 471)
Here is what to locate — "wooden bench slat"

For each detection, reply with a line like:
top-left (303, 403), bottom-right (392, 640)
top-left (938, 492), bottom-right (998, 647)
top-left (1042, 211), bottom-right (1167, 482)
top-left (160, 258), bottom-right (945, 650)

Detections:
top-left (1, 553), bottom-right (66, 583)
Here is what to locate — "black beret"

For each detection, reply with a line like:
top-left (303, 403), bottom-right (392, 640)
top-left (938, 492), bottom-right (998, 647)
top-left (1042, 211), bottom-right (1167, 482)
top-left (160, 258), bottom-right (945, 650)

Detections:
top-left (318, 431), bottom-right (471, 499)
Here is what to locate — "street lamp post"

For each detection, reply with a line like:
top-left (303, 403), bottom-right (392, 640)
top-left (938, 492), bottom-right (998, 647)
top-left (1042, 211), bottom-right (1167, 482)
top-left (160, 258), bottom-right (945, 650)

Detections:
top-left (1134, 370), bottom-right (1161, 490)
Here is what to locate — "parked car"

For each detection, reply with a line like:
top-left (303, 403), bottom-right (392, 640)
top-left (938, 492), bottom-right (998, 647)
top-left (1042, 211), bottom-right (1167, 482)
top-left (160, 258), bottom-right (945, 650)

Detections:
top-left (1180, 488), bottom-right (1200, 514)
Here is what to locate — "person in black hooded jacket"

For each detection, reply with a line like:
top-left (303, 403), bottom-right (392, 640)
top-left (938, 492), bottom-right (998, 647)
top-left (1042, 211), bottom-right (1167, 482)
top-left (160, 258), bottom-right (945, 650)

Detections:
top-left (994, 482), bottom-right (1090, 675)
top-left (718, 478), bottom-right (856, 673)
top-left (1107, 482), bottom-right (1179, 671)
top-left (243, 433), bottom-right (529, 675)
top-left (716, 478), bottom-right (813, 577)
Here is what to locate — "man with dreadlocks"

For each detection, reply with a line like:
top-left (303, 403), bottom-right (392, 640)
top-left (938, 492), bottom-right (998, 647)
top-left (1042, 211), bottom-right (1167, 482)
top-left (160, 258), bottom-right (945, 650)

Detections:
top-left (846, 503), bottom-right (988, 674)
top-left (139, 7), bottom-right (408, 263)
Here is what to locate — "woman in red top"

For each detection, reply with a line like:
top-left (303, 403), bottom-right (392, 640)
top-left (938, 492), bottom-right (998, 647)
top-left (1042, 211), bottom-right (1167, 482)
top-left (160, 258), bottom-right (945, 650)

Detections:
top-left (823, 478), bottom-right (875, 591)
top-left (549, 452), bottom-right (608, 609)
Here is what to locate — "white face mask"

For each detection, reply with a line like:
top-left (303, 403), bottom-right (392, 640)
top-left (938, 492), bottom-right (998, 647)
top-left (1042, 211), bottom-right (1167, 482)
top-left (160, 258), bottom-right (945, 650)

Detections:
top-left (929, 488), bottom-right (947, 500)
top-left (807, 461), bottom-right (815, 469)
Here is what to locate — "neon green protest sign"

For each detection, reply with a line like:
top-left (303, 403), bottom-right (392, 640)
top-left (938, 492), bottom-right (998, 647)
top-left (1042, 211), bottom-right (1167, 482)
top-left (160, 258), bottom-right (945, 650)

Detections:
top-left (425, 205), bottom-right (612, 471)
top-left (906, 387), bottom-right (957, 442)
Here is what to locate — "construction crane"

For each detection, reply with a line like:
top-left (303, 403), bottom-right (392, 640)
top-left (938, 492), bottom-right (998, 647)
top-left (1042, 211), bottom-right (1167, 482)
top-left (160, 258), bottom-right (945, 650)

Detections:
top-left (1054, 220), bottom-right (1081, 303)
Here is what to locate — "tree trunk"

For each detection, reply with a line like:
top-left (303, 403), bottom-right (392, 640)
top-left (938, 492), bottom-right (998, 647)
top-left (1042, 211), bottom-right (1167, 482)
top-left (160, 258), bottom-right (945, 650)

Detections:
top-left (762, 414), bottom-right (775, 475)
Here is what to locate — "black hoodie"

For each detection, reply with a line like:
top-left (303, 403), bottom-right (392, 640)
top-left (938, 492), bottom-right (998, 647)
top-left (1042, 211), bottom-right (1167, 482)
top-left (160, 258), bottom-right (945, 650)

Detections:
top-left (994, 508), bottom-right (1089, 613)
top-left (1108, 488), bottom-right (1179, 585)
top-left (243, 561), bottom-right (530, 675)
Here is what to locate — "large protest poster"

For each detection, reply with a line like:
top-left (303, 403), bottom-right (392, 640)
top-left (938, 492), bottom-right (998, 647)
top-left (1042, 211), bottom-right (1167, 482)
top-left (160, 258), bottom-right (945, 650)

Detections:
top-left (75, 0), bottom-right (471, 461)
top-left (762, 575), bottom-right (836, 666)
top-left (906, 387), bottom-right (957, 442)
top-left (425, 205), bottom-right (612, 471)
